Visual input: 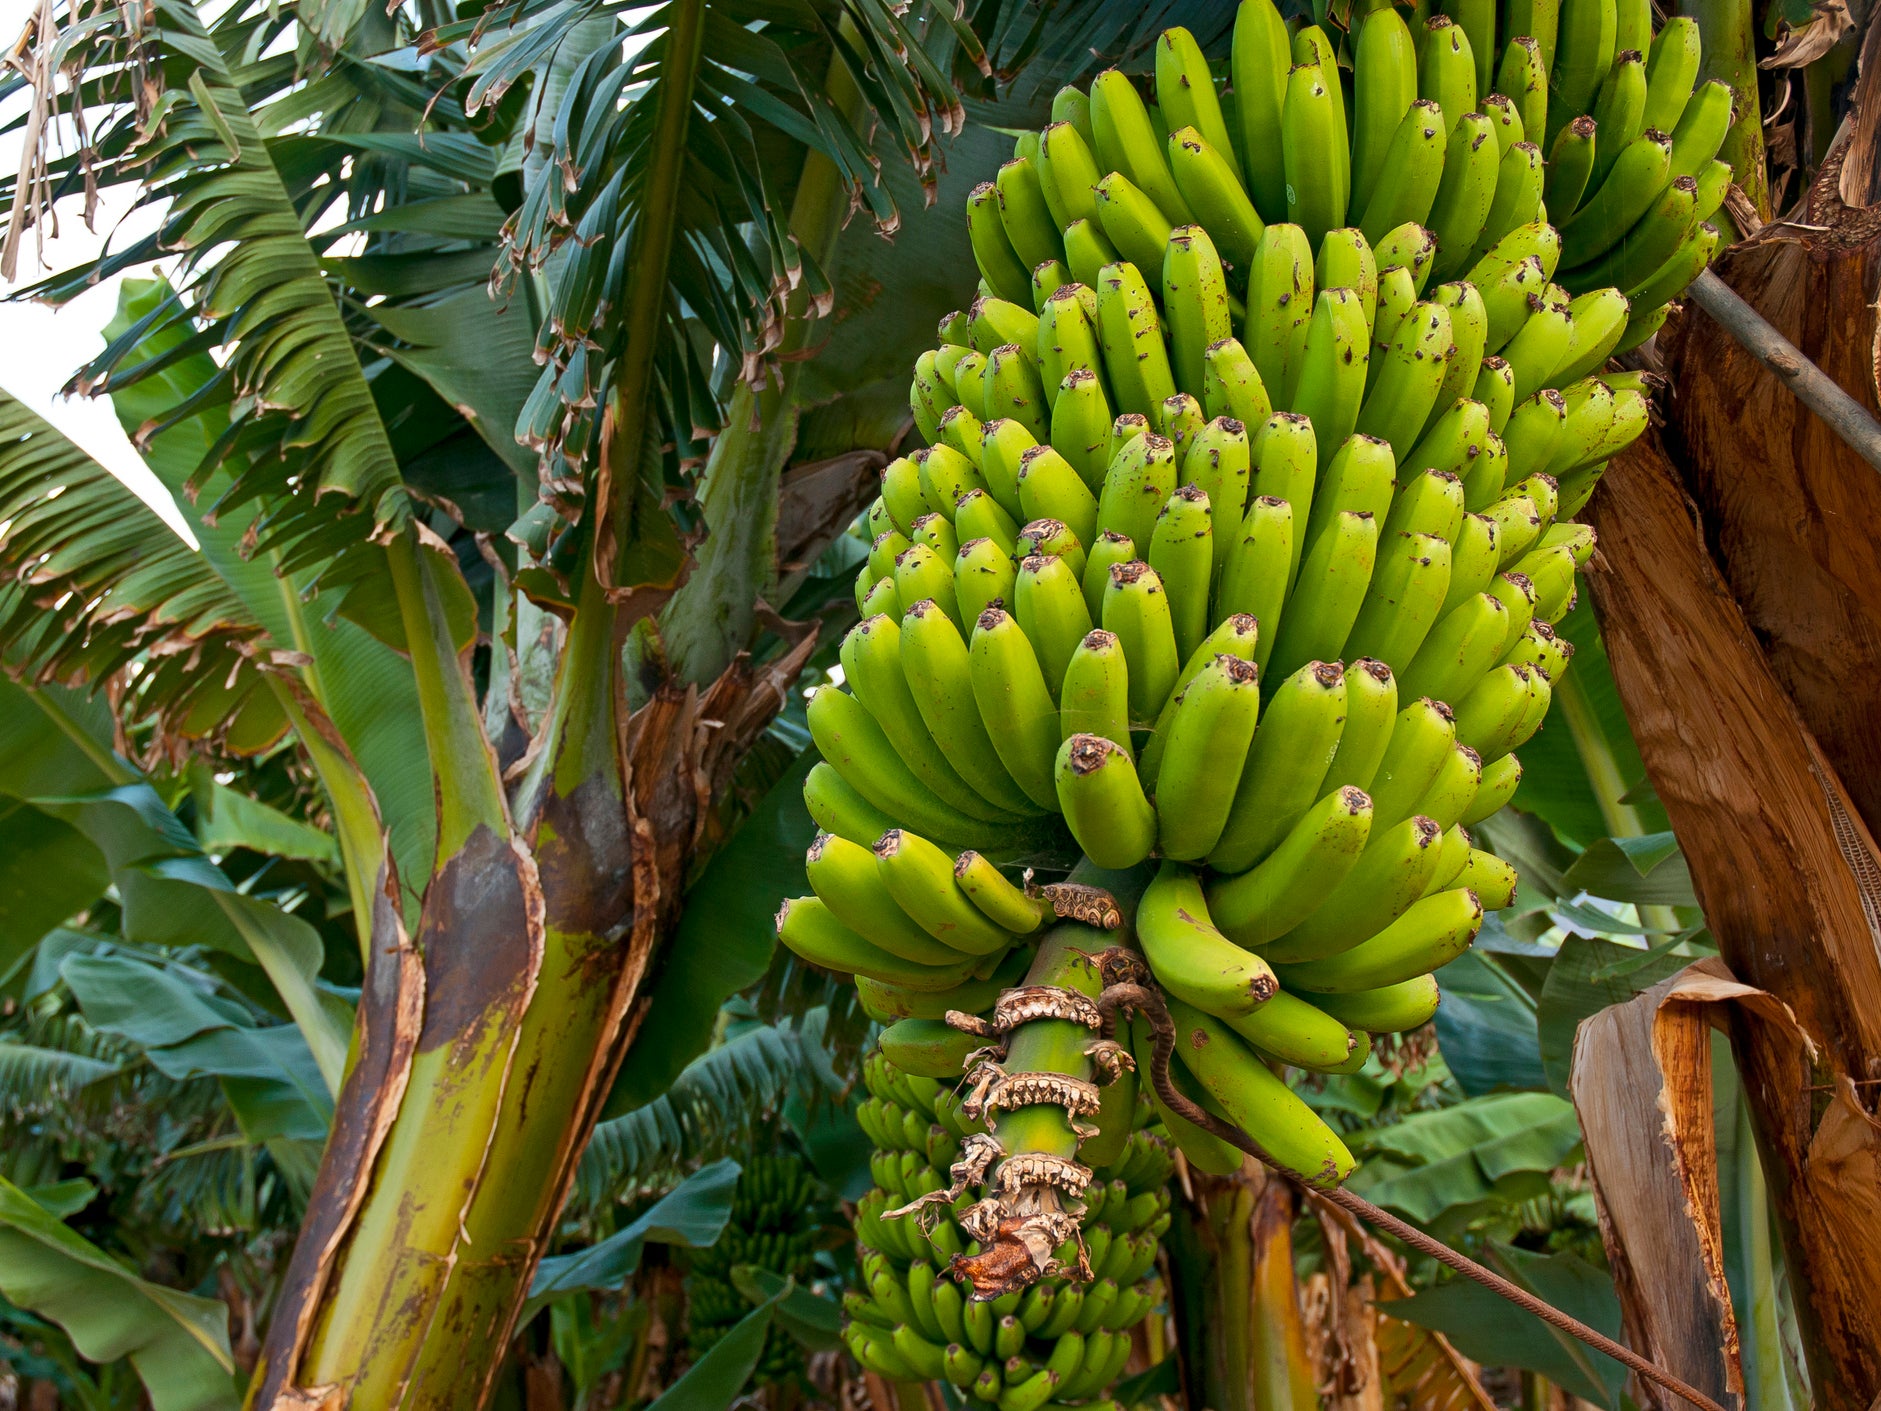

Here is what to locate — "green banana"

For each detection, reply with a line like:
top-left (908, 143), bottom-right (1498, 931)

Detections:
top-left (1056, 733), bottom-right (1158, 867)
top-left (1153, 652), bottom-right (1264, 859)
top-left (1359, 101), bottom-right (1448, 243)
top-left (895, 543), bottom-right (963, 631)
top-left (1419, 16), bottom-right (1477, 139)
top-left (1096, 429), bottom-right (1179, 552)
top-left (1288, 287), bottom-right (1372, 453)
top-left (1352, 6), bottom-right (1421, 217)
top-left (1139, 863), bottom-right (1278, 1016)
top-left (1497, 35), bottom-right (1551, 153)
top-left (1083, 530), bottom-right (1138, 620)
top-left (1276, 886), bottom-right (1483, 991)
top-left (1259, 811), bottom-right (1445, 961)
top-left (1164, 225), bottom-right (1235, 398)
top-left (1549, 0), bottom-right (1618, 141)
top-left (1356, 299), bottom-right (1454, 462)
top-left (1014, 552), bottom-right (1094, 703)
top-left (1149, 484), bottom-right (1216, 661)
top-left (807, 828), bottom-right (981, 965)
top-left (979, 416), bottom-right (1037, 521)
top-left (918, 444), bottom-right (987, 512)
top-left (1095, 170), bottom-right (1177, 275)
top-left (1016, 443), bottom-right (1099, 548)
top-left (1207, 785), bottom-right (1374, 947)
top-left (1053, 368), bottom-right (1117, 492)
top-left (1169, 127), bottom-right (1266, 271)
top-left (1564, 175), bottom-right (1697, 300)
top-left (1557, 127), bottom-right (1673, 266)
top-left (1245, 223), bottom-right (1317, 402)
top-left (1586, 48), bottom-right (1649, 193)
top-left (1061, 628), bottom-right (1134, 754)
top-left (968, 606), bottom-right (1065, 812)
top-left (1182, 415), bottom-right (1253, 537)
top-left (1037, 120), bottom-right (1104, 232)
top-left (1064, 217), bottom-right (1123, 290)
top-left (911, 512), bottom-right (959, 565)
top-left (1323, 655), bottom-right (1400, 795)
top-left (1102, 560), bottom-right (1183, 722)
top-left (1552, 285), bottom-right (1633, 380)
top-left (1037, 284), bottom-right (1106, 414)
top-left (804, 761), bottom-right (897, 849)
top-left (1233, 0), bottom-right (1294, 222)
top-left (1216, 495), bottom-right (1295, 671)
top-left (1464, 750), bottom-right (1523, 823)
top-left (955, 535), bottom-right (1016, 625)
top-left (1097, 261), bottom-right (1178, 417)
top-left (1641, 16), bottom-right (1702, 135)
top-left (1307, 974), bottom-right (1442, 1031)
top-left (1266, 510), bottom-right (1380, 682)
top-left (1499, 294), bottom-right (1575, 402)
top-left (997, 157), bottom-right (1063, 277)
top-left (1667, 78), bottom-right (1733, 182)
top-left (1473, 140), bottom-right (1546, 265)
top-left (1428, 282), bottom-right (1490, 430)
top-left (1164, 996), bottom-right (1356, 1187)
top-left (1428, 112), bottom-right (1500, 281)
top-left (1411, 739), bottom-right (1484, 830)
top-left (899, 598), bottom-right (1045, 816)
top-left (969, 180), bottom-right (1035, 306)
top-left (1317, 227), bottom-right (1381, 337)
top-left (983, 342), bottom-right (1050, 440)
top-left (1345, 529), bottom-right (1454, 672)
top-left (880, 1017), bottom-right (986, 1078)
top-left (777, 895), bottom-right (977, 988)
top-left (1400, 589), bottom-right (1513, 704)
top-left (1091, 67), bottom-right (1193, 224)
top-left (1156, 26), bottom-right (1243, 183)
top-left (1202, 337), bottom-right (1275, 432)
top-left (1367, 695), bottom-right (1460, 828)
top-left (1544, 114), bottom-right (1599, 217)
top-left (875, 828), bottom-right (1014, 956)
top-left (1211, 660), bottom-right (1350, 872)
top-left (1282, 57), bottom-right (1348, 246)
top-left (1306, 432), bottom-right (1397, 543)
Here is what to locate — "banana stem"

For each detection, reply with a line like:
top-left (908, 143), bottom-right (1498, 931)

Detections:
top-left (955, 862), bottom-right (1153, 1297)
top-left (1679, 0), bottom-right (1768, 220)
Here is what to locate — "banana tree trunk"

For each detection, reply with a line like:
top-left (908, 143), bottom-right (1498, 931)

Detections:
top-left (1581, 428), bottom-right (1881, 1409)
top-left (249, 532), bottom-right (813, 1407)
top-left (1170, 1163), bottom-right (1321, 1411)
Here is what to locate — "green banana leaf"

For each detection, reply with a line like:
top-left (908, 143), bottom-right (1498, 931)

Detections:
top-left (30, 784), bottom-right (350, 1092)
top-left (60, 949), bottom-right (333, 1145)
top-left (1347, 1091), bottom-right (1584, 1225)
top-left (528, 1159), bottom-right (741, 1310)
top-left (0, 1177), bottom-right (238, 1411)
top-left (1384, 1242), bottom-right (1627, 1408)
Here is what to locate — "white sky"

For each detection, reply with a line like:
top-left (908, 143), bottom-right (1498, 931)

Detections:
top-left (0, 0), bottom-right (196, 542)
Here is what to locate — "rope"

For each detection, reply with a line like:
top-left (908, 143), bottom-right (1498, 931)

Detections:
top-left (1095, 980), bottom-right (1731, 1411)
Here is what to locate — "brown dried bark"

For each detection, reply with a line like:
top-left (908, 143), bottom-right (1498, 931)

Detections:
top-left (1655, 135), bottom-right (1881, 841)
top-left (1581, 433), bottom-right (1881, 1409)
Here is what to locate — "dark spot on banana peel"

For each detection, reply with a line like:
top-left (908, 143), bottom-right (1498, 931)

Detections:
top-left (1337, 787), bottom-right (1368, 815)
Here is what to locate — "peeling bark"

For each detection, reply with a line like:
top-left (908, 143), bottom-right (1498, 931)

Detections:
top-left (1582, 434), bottom-right (1881, 1408)
top-left (1656, 135), bottom-right (1881, 841)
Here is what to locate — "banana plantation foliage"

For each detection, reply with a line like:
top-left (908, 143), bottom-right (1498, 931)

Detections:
top-left (1, 0), bottom-right (1877, 1410)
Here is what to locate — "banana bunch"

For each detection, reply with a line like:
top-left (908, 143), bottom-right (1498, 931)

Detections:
top-left (845, 1048), bottom-right (1173, 1405)
top-left (947, 0), bottom-right (1726, 391)
top-left (687, 1153), bottom-right (838, 1384)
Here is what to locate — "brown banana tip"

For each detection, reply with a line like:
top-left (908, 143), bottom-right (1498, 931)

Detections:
top-left (1221, 655), bottom-right (1258, 685)
top-left (1082, 628), bottom-right (1118, 648)
top-left (1067, 734), bottom-right (1117, 773)
top-left (1338, 786), bottom-right (1371, 812)
top-left (872, 829), bottom-right (904, 859)
top-left (953, 851), bottom-right (978, 878)
top-left (1110, 559), bottom-right (1151, 586)
top-left (1354, 657), bottom-right (1393, 683)
top-left (1020, 553), bottom-right (1052, 573)
top-left (1431, 698), bottom-right (1456, 721)
top-left (1172, 483), bottom-right (1207, 505)
top-left (807, 832), bottom-right (830, 861)
top-left (1459, 744), bottom-right (1483, 767)
top-left (1412, 816), bottom-right (1442, 845)
top-left (977, 605), bottom-right (1008, 631)
top-left (1310, 660), bottom-right (1345, 687)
